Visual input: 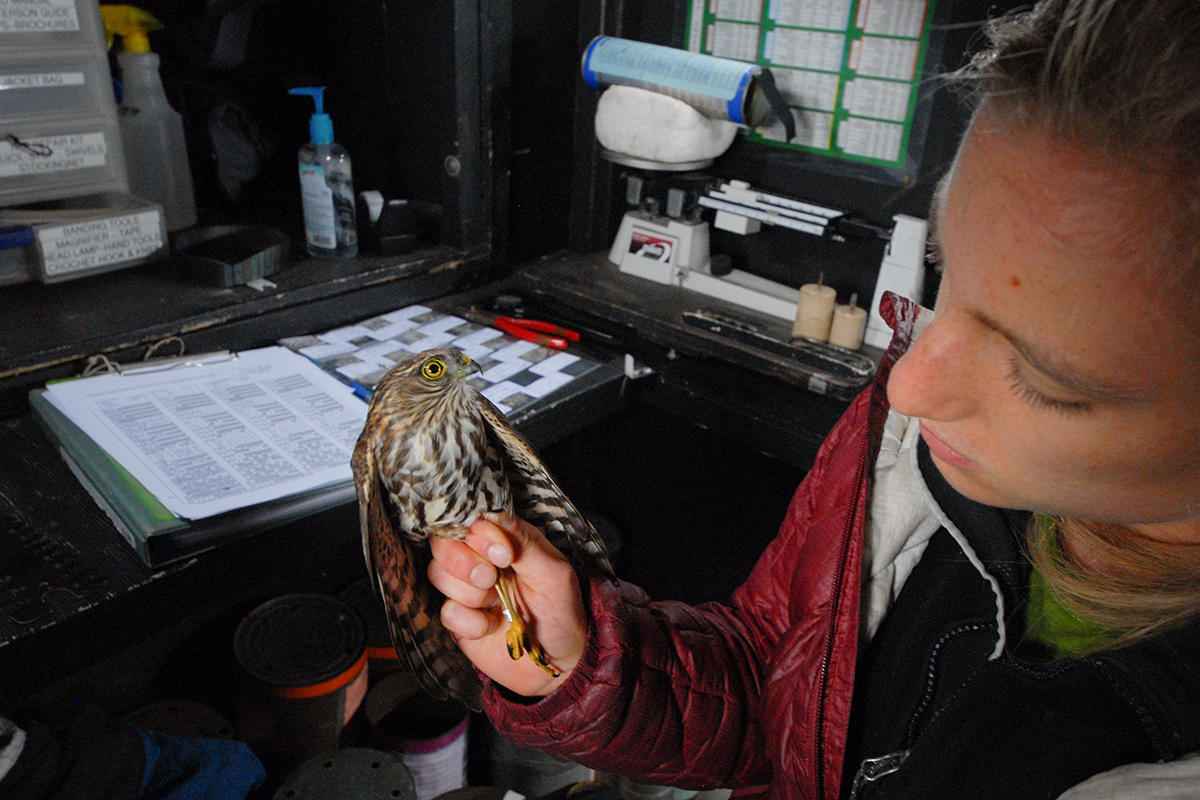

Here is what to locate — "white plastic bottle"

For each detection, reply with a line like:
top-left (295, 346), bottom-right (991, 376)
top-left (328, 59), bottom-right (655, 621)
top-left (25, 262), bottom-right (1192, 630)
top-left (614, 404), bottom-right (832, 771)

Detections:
top-left (288, 87), bottom-right (358, 258)
top-left (103, 6), bottom-right (197, 231)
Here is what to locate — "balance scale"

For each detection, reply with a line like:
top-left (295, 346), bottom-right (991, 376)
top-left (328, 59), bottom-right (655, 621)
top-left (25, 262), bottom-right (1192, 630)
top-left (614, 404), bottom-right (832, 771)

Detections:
top-left (608, 209), bottom-right (805, 321)
top-left (606, 152), bottom-right (927, 348)
top-left (607, 158), bottom-right (842, 321)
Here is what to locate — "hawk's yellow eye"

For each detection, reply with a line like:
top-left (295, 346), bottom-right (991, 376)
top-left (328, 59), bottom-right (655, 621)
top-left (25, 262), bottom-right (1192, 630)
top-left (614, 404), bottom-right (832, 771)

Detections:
top-left (421, 358), bottom-right (448, 380)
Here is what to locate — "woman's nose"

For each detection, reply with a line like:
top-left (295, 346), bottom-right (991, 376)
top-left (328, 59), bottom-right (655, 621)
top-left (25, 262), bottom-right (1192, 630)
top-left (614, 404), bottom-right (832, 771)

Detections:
top-left (886, 316), bottom-right (977, 422)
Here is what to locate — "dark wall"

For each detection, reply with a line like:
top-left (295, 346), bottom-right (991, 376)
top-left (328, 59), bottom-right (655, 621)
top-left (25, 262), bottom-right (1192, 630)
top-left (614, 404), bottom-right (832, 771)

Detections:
top-left (132, 0), bottom-right (1019, 275)
top-left (503, 1), bottom-right (582, 263)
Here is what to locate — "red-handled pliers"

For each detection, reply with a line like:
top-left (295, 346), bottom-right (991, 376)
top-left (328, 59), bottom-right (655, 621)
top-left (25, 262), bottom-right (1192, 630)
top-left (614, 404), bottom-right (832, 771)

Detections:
top-left (492, 316), bottom-right (581, 350)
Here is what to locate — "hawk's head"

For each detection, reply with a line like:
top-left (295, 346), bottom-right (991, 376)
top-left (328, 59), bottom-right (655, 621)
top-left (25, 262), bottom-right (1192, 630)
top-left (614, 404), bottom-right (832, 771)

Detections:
top-left (371, 347), bottom-right (481, 413)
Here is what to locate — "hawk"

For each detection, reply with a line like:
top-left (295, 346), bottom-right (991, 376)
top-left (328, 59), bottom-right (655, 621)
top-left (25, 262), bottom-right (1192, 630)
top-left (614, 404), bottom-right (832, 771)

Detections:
top-left (351, 346), bottom-right (614, 711)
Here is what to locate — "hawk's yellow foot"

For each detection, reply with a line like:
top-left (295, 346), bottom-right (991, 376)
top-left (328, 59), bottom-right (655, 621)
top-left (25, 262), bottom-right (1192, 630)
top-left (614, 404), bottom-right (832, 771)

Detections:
top-left (494, 568), bottom-right (559, 677)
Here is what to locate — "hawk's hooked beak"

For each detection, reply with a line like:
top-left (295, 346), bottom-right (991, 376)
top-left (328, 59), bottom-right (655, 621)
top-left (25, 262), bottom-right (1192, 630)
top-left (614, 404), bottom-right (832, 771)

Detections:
top-left (456, 354), bottom-right (481, 378)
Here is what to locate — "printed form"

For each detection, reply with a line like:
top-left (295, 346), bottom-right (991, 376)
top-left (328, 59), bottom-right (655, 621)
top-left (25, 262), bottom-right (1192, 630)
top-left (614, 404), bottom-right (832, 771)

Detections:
top-left (44, 346), bottom-right (368, 520)
top-left (691, 0), bottom-right (932, 165)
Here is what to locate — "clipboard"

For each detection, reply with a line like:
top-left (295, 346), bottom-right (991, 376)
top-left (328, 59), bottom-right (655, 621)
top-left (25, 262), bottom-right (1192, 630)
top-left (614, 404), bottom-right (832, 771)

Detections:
top-left (29, 388), bottom-right (356, 566)
top-left (29, 345), bottom-right (368, 566)
top-left (29, 306), bottom-right (605, 567)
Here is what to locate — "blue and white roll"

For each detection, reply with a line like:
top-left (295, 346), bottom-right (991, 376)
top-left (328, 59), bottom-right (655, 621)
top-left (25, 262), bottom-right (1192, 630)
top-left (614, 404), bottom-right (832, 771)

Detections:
top-left (581, 36), bottom-right (768, 126)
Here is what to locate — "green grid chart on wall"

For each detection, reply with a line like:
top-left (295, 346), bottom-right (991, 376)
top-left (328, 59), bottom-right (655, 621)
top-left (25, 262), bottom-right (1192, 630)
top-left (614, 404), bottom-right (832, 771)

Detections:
top-left (686, 0), bottom-right (936, 174)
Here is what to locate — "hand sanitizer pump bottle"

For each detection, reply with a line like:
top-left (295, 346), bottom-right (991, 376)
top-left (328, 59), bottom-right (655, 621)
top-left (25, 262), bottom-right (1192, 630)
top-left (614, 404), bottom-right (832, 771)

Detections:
top-left (288, 87), bottom-right (358, 258)
top-left (101, 5), bottom-right (198, 231)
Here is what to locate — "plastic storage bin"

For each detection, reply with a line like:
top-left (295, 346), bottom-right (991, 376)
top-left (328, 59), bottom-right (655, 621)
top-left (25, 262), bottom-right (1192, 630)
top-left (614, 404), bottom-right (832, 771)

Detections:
top-left (0, 116), bottom-right (127, 205)
top-left (0, 0), bottom-right (130, 208)
top-left (0, 55), bottom-right (110, 119)
top-left (0, 0), bottom-right (105, 53)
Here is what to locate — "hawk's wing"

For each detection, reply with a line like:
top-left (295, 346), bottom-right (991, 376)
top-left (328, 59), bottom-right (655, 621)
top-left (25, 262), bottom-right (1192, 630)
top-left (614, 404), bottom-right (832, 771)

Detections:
top-left (479, 396), bottom-right (615, 581)
top-left (351, 436), bottom-right (483, 711)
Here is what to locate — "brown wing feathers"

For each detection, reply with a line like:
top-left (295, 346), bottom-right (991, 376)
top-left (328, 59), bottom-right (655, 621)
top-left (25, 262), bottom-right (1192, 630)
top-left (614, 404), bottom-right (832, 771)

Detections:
top-left (370, 520), bottom-right (481, 709)
top-left (479, 398), bottom-right (614, 581)
top-left (354, 432), bottom-right (483, 710)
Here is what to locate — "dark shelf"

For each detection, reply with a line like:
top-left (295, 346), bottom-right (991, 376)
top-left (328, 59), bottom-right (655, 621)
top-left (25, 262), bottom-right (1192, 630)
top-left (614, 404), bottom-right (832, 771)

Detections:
top-left (0, 245), bottom-right (494, 417)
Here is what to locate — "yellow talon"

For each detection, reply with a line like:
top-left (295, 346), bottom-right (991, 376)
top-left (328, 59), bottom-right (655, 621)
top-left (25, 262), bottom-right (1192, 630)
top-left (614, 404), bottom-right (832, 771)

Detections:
top-left (506, 628), bottom-right (525, 660)
top-left (495, 569), bottom-right (559, 677)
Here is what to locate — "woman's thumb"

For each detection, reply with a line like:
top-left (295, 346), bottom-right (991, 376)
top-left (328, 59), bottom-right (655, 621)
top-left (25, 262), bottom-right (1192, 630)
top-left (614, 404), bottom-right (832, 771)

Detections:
top-left (468, 514), bottom-right (559, 574)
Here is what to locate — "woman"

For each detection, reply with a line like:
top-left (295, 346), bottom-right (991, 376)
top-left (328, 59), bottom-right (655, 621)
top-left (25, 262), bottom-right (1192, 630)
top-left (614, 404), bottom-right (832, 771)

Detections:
top-left (430, 1), bottom-right (1200, 797)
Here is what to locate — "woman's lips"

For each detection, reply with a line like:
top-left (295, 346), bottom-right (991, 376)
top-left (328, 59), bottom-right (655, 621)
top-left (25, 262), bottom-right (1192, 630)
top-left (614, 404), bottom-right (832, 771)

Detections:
top-left (920, 424), bottom-right (979, 470)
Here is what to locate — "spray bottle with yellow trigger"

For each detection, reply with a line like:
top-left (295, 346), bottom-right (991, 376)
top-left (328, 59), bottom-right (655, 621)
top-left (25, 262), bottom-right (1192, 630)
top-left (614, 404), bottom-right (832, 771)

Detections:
top-left (288, 87), bottom-right (358, 258)
top-left (100, 5), bottom-right (197, 231)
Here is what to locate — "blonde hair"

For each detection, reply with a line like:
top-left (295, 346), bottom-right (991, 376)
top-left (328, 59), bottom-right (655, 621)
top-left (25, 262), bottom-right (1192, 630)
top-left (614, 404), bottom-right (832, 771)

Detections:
top-left (959, 0), bottom-right (1200, 155)
top-left (960, 0), bottom-right (1200, 650)
top-left (1027, 516), bottom-right (1200, 651)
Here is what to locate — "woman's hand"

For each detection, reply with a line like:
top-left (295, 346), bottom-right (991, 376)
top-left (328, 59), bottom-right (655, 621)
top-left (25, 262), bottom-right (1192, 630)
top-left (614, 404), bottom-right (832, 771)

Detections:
top-left (428, 513), bottom-right (587, 697)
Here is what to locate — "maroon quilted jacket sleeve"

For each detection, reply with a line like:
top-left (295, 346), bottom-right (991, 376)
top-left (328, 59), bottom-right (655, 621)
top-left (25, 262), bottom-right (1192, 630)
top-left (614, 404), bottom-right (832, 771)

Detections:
top-left (479, 571), bottom-right (782, 789)
top-left (478, 406), bottom-right (870, 792)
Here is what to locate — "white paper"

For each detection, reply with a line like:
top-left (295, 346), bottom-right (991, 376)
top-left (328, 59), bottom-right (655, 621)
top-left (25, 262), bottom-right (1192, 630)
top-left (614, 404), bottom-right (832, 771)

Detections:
top-left (382, 304), bottom-right (431, 322)
top-left (417, 315), bottom-right (466, 335)
top-left (480, 359), bottom-right (528, 383)
top-left (354, 340), bottom-right (409, 363)
top-left (455, 327), bottom-right (507, 348)
top-left (44, 346), bottom-right (367, 520)
top-left (491, 340), bottom-right (539, 361)
top-left (531, 352), bottom-right (580, 376)
top-left (277, 303), bottom-right (601, 426)
top-left (772, 0), bottom-right (852, 29)
top-left (481, 381), bottom-right (523, 412)
top-left (319, 324), bottom-right (375, 343)
top-left (299, 340), bottom-right (359, 359)
top-left (366, 319), bottom-right (418, 340)
top-left (405, 332), bottom-right (455, 352)
top-left (38, 210), bottom-right (163, 277)
top-left (523, 373), bottom-right (574, 398)
top-left (714, 0), bottom-right (761, 24)
top-left (337, 360), bottom-right (386, 381)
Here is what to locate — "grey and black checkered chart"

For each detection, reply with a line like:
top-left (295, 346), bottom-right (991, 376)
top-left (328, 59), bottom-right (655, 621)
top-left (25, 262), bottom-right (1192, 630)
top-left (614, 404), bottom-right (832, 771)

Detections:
top-left (279, 304), bottom-right (599, 415)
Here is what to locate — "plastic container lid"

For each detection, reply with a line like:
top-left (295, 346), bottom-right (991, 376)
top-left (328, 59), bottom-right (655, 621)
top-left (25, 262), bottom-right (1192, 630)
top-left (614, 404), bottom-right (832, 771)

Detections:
top-left (273, 748), bottom-right (416, 800)
top-left (234, 593), bottom-right (366, 692)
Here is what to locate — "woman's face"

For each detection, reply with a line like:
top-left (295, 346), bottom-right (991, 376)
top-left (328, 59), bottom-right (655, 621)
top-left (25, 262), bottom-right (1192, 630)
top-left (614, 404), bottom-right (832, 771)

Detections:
top-left (887, 114), bottom-right (1200, 540)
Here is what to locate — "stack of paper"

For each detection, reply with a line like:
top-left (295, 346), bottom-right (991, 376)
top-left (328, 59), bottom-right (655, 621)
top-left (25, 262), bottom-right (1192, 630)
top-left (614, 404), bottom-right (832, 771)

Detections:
top-left (32, 346), bottom-right (367, 565)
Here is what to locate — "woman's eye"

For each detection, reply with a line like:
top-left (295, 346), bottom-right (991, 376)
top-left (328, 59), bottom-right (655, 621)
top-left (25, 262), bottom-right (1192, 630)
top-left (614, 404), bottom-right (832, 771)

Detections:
top-left (1006, 359), bottom-right (1092, 416)
top-left (421, 359), bottom-right (446, 380)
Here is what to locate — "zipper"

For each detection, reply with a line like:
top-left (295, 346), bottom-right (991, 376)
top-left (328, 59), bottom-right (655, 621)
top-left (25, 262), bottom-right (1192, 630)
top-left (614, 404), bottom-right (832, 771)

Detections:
top-left (848, 750), bottom-right (911, 800)
top-left (813, 432), bottom-right (871, 797)
top-left (843, 622), bottom-right (990, 797)
top-left (905, 621), bottom-right (990, 744)
top-left (813, 315), bottom-right (907, 797)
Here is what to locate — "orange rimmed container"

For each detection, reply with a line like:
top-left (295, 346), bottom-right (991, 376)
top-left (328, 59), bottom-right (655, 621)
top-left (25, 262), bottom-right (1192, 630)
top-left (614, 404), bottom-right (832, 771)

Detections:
top-left (234, 593), bottom-right (368, 772)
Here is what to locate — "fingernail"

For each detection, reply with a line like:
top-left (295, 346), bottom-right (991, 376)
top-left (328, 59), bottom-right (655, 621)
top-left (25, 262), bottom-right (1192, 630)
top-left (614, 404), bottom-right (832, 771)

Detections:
top-left (469, 563), bottom-right (494, 589)
top-left (488, 544), bottom-right (511, 568)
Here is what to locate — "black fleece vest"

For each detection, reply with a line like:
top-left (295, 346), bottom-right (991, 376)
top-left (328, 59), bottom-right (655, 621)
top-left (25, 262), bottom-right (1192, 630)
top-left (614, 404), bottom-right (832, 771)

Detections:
top-left (840, 441), bottom-right (1200, 800)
